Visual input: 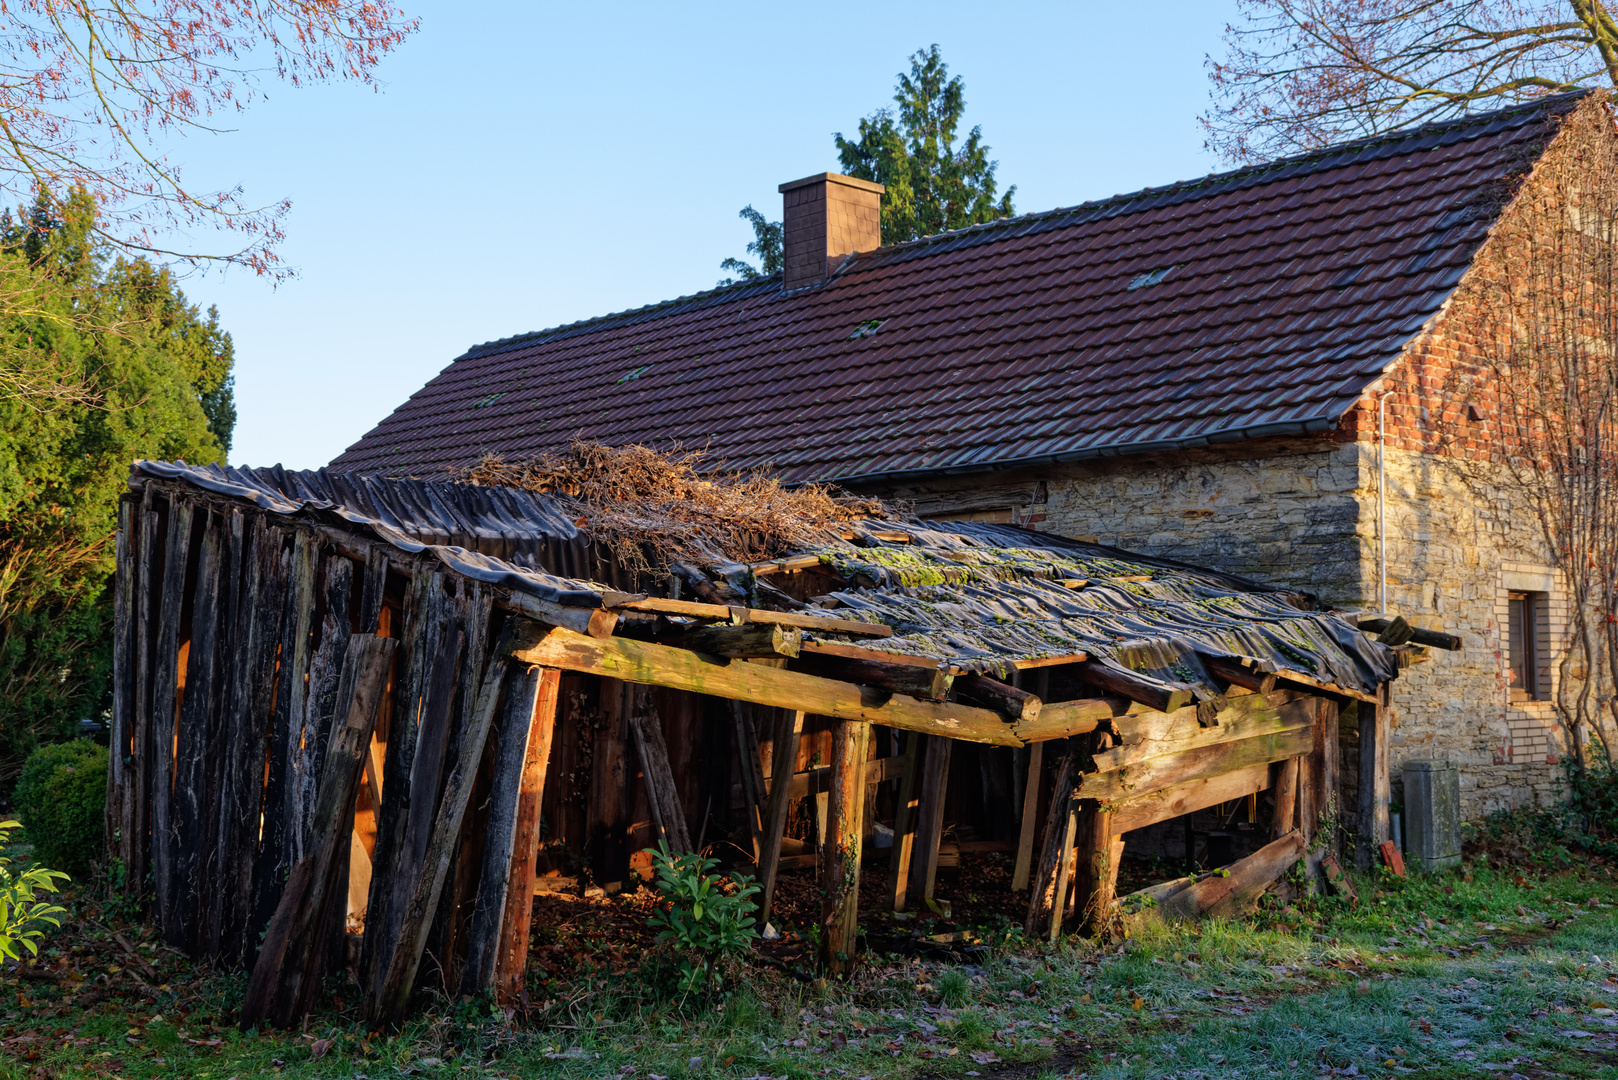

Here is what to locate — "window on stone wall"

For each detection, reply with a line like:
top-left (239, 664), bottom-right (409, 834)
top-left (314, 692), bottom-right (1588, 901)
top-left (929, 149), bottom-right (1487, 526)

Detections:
top-left (1507, 591), bottom-right (1551, 702)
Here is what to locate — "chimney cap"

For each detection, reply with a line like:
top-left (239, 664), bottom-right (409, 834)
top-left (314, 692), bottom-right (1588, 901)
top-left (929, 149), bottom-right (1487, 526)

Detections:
top-left (778, 172), bottom-right (886, 196)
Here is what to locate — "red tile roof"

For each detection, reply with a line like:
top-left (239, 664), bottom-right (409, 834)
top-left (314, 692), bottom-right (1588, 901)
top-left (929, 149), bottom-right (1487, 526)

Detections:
top-left (332, 93), bottom-right (1586, 484)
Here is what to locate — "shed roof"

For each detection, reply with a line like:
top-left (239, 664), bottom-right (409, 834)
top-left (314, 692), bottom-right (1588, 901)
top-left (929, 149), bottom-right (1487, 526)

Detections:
top-left (132, 460), bottom-right (1401, 699)
top-left (331, 92), bottom-right (1587, 484)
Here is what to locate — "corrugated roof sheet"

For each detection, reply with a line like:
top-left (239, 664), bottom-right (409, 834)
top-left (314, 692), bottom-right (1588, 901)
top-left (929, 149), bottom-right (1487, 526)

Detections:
top-left (132, 461), bottom-right (1400, 696)
top-left (331, 93), bottom-right (1586, 484)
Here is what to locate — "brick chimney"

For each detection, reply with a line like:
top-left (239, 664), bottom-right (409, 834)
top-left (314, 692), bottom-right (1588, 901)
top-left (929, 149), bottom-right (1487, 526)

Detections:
top-left (778, 172), bottom-right (884, 290)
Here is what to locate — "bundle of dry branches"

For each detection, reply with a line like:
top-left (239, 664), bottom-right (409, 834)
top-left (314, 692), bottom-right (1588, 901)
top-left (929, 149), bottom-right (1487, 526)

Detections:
top-left (455, 442), bottom-right (892, 575)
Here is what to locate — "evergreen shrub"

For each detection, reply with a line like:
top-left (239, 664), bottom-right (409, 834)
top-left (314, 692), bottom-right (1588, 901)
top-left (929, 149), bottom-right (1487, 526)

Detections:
top-left (11, 739), bottom-right (105, 874)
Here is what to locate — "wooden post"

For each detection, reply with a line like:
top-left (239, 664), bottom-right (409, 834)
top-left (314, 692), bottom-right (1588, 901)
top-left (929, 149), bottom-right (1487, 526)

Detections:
top-left (1024, 745), bottom-right (1076, 935)
top-left (886, 732), bottom-right (923, 911)
top-left (461, 664), bottom-right (560, 997)
top-left (151, 495), bottom-right (193, 942)
top-left (628, 689), bottom-right (692, 853)
top-left (1355, 691), bottom-right (1390, 869)
top-left (171, 508), bottom-right (222, 950)
top-left (909, 737), bottom-right (952, 903)
top-left (1010, 741), bottom-right (1043, 891)
top-left (495, 667), bottom-right (560, 1002)
top-left (130, 487), bottom-right (162, 905)
top-left (1271, 757), bottom-right (1300, 842)
top-left (819, 719), bottom-right (870, 977)
top-left (1081, 808), bottom-right (1119, 936)
top-left (730, 701), bottom-right (769, 861)
top-left (1048, 800), bottom-right (1078, 943)
top-left (757, 710), bottom-right (804, 928)
top-left (108, 499), bottom-right (134, 885)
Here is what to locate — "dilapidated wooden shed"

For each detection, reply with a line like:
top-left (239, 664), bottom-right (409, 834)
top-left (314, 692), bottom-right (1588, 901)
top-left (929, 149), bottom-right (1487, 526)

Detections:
top-left (106, 459), bottom-right (1452, 1029)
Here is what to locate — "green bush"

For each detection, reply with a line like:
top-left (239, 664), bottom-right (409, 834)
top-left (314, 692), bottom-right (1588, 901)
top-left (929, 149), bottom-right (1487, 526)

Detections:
top-left (643, 841), bottom-right (760, 996)
top-left (11, 739), bottom-right (106, 874)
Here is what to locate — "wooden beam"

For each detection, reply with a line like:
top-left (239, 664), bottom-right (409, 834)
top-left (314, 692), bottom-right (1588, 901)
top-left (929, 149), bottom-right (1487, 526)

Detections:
top-left (669, 622), bottom-right (801, 658)
top-left (749, 553), bottom-right (825, 575)
top-left (1093, 693), bottom-right (1288, 772)
top-left (1110, 762), bottom-right (1272, 836)
top-left (1357, 616), bottom-right (1461, 651)
top-left (1157, 830), bottom-right (1304, 921)
top-left (1010, 741), bottom-right (1043, 891)
top-left (612, 597), bottom-right (893, 638)
top-left (954, 674), bottom-right (1041, 723)
top-left (757, 709), bottom-right (805, 927)
top-left (500, 589), bottom-right (618, 639)
top-left (1200, 654), bottom-right (1278, 694)
top-left (799, 640), bottom-right (948, 668)
top-left (1275, 668), bottom-right (1380, 703)
top-left (1076, 726), bottom-right (1313, 802)
top-left (1080, 810), bottom-right (1120, 937)
top-left (1072, 659), bottom-right (1195, 713)
top-left (819, 719), bottom-right (870, 977)
top-left (794, 654), bottom-right (952, 701)
top-left (1271, 756), bottom-right (1300, 841)
top-left (1012, 652), bottom-right (1091, 670)
top-left (1013, 698), bottom-right (1111, 742)
top-left (886, 733), bottom-right (923, 913)
top-left (910, 736), bottom-right (953, 904)
top-left (513, 626), bottom-right (1022, 746)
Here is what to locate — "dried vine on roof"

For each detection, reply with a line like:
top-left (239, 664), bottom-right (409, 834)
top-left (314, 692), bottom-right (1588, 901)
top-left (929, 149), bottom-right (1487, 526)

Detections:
top-left (455, 442), bottom-right (891, 575)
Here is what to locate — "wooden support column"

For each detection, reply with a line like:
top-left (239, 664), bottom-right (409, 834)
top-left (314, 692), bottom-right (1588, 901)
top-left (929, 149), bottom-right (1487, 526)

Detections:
top-left (757, 709), bottom-right (804, 928)
top-left (886, 733), bottom-right (923, 911)
top-left (1047, 800), bottom-right (1078, 943)
top-left (1024, 744), bottom-right (1076, 935)
top-left (461, 663), bottom-right (561, 996)
top-left (908, 737), bottom-right (952, 904)
top-left (628, 688), bottom-right (692, 853)
top-left (1080, 807), bottom-right (1120, 936)
top-left (819, 718), bottom-right (870, 977)
top-left (1270, 757), bottom-right (1300, 842)
top-left (1011, 741), bottom-right (1044, 891)
top-left (1355, 689), bottom-right (1391, 869)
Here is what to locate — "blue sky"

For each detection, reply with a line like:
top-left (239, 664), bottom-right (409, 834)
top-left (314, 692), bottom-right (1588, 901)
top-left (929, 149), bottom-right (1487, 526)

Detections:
top-left (179, 1), bottom-right (1245, 469)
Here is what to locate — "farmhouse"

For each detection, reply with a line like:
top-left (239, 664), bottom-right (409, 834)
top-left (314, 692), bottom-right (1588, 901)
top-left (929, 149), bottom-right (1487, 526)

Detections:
top-left (334, 90), bottom-right (1617, 819)
top-left (110, 456), bottom-right (1418, 1025)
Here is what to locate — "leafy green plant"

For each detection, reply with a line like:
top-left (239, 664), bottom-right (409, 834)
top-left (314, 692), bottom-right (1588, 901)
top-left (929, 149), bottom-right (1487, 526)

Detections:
top-left (643, 841), bottom-right (760, 996)
top-left (11, 738), bottom-right (106, 874)
top-left (0, 819), bottom-right (68, 959)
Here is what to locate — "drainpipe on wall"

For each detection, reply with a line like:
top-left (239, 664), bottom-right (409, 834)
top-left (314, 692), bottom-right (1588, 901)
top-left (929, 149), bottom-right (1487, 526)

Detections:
top-left (1378, 389), bottom-right (1395, 616)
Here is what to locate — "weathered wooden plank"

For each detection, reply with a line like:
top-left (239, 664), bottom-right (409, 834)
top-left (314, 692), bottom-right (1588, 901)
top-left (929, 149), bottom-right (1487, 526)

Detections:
top-left (359, 567), bottom-right (439, 998)
top-left (628, 689), bottom-right (692, 852)
top-left (130, 487), bottom-right (162, 903)
top-left (360, 547), bottom-right (389, 635)
top-left (292, 555), bottom-right (353, 864)
top-left (1201, 654), bottom-right (1278, 694)
top-left (731, 702), bottom-right (768, 860)
top-left (1271, 756), bottom-right (1300, 840)
top-left (908, 737), bottom-right (953, 904)
top-left (1024, 746), bottom-right (1076, 935)
top-left (241, 634), bottom-right (396, 1028)
top-left (494, 667), bottom-right (560, 1002)
top-left (513, 627), bottom-right (1021, 746)
top-left (1077, 726), bottom-right (1314, 803)
top-left (223, 520), bottom-right (288, 965)
top-left (108, 499), bottom-right (135, 880)
top-left (172, 508), bottom-right (223, 950)
top-left (250, 531), bottom-right (312, 957)
top-left (1013, 698), bottom-right (1112, 742)
top-left (1156, 830), bottom-right (1304, 921)
top-left (819, 719), bottom-right (870, 977)
top-left (199, 508), bottom-right (245, 960)
top-left (372, 647), bottom-right (511, 1029)
top-left (1047, 800), bottom-right (1078, 943)
top-left (885, 732), bottom-right (923, 912)
top-left (757, 709), bottom-right (804, 927)
top-left (1010, 741), bottom-right (1043, 891)
top-left (1111, 762), bottom-right (1272, 837)
top-left (280, 534), bottom-right (321, 862)
top-left (151, 496), bottom-right (193, 940)
top-left (1355, 694), bottom-right (1390, 870)
top-left (1094, 693), bottom-right (1286, 772)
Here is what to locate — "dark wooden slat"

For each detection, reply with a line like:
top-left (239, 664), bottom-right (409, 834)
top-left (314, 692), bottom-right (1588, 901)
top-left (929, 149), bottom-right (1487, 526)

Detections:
top-left (360, 546), bottom-right (389, 635)
top-left (173, 507), bottom-right (223, 950)
top-left (130, 486), bottom-right (162, 904)
top-left (668, 622), bottom-right (801, 658)
top-left (200, 508), bottom-right (245, 960)
top-left (730, 702), bottom-right (768, 861)
top-left (794, 654), bottom-right (953, 702)
top-left (108, 498), bottom-right (135, 879)
top-left (222, 520), bottom-right (288, 965)
top-left (495, 666), bottom-right (559, 1002)
top-left (359, 568), bottom-right (441, 1003)
top-left (151, 495), bottom-right (193, 940)
top-left (885, 733), bottom-right (923, 912)
top-left (1024, 745), bottom-right (1076, 936)
top-left (628, 689), bottom-right (691, 853)
top-left (908, 736), bottom-right (952, 904)
top-left (292, 556), bottom-right (353, 863)
top-left (365, 616), bottom-right (462, 1009)
top-left (241, 634), bottom-right (396, 1028)
top-left (819, 718), bottom-right (869, 976)
top-left (757, 709), bottom-right (804, 927)
top-left (1010, 741), bottom-right (1043, 891)
top-left (373, 647), bottom-right (511, 1029)
top-left (250, 530), bottom-right (318, 953)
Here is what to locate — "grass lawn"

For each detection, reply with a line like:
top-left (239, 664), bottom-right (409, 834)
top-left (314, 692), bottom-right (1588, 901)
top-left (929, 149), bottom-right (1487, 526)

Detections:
top-left (3, 850), bottom-right (1617, 1080)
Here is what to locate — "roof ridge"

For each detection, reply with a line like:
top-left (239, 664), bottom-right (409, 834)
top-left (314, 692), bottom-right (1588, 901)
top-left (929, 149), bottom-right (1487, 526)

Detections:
top-left (459, 89), bottom-right (1589, 363)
